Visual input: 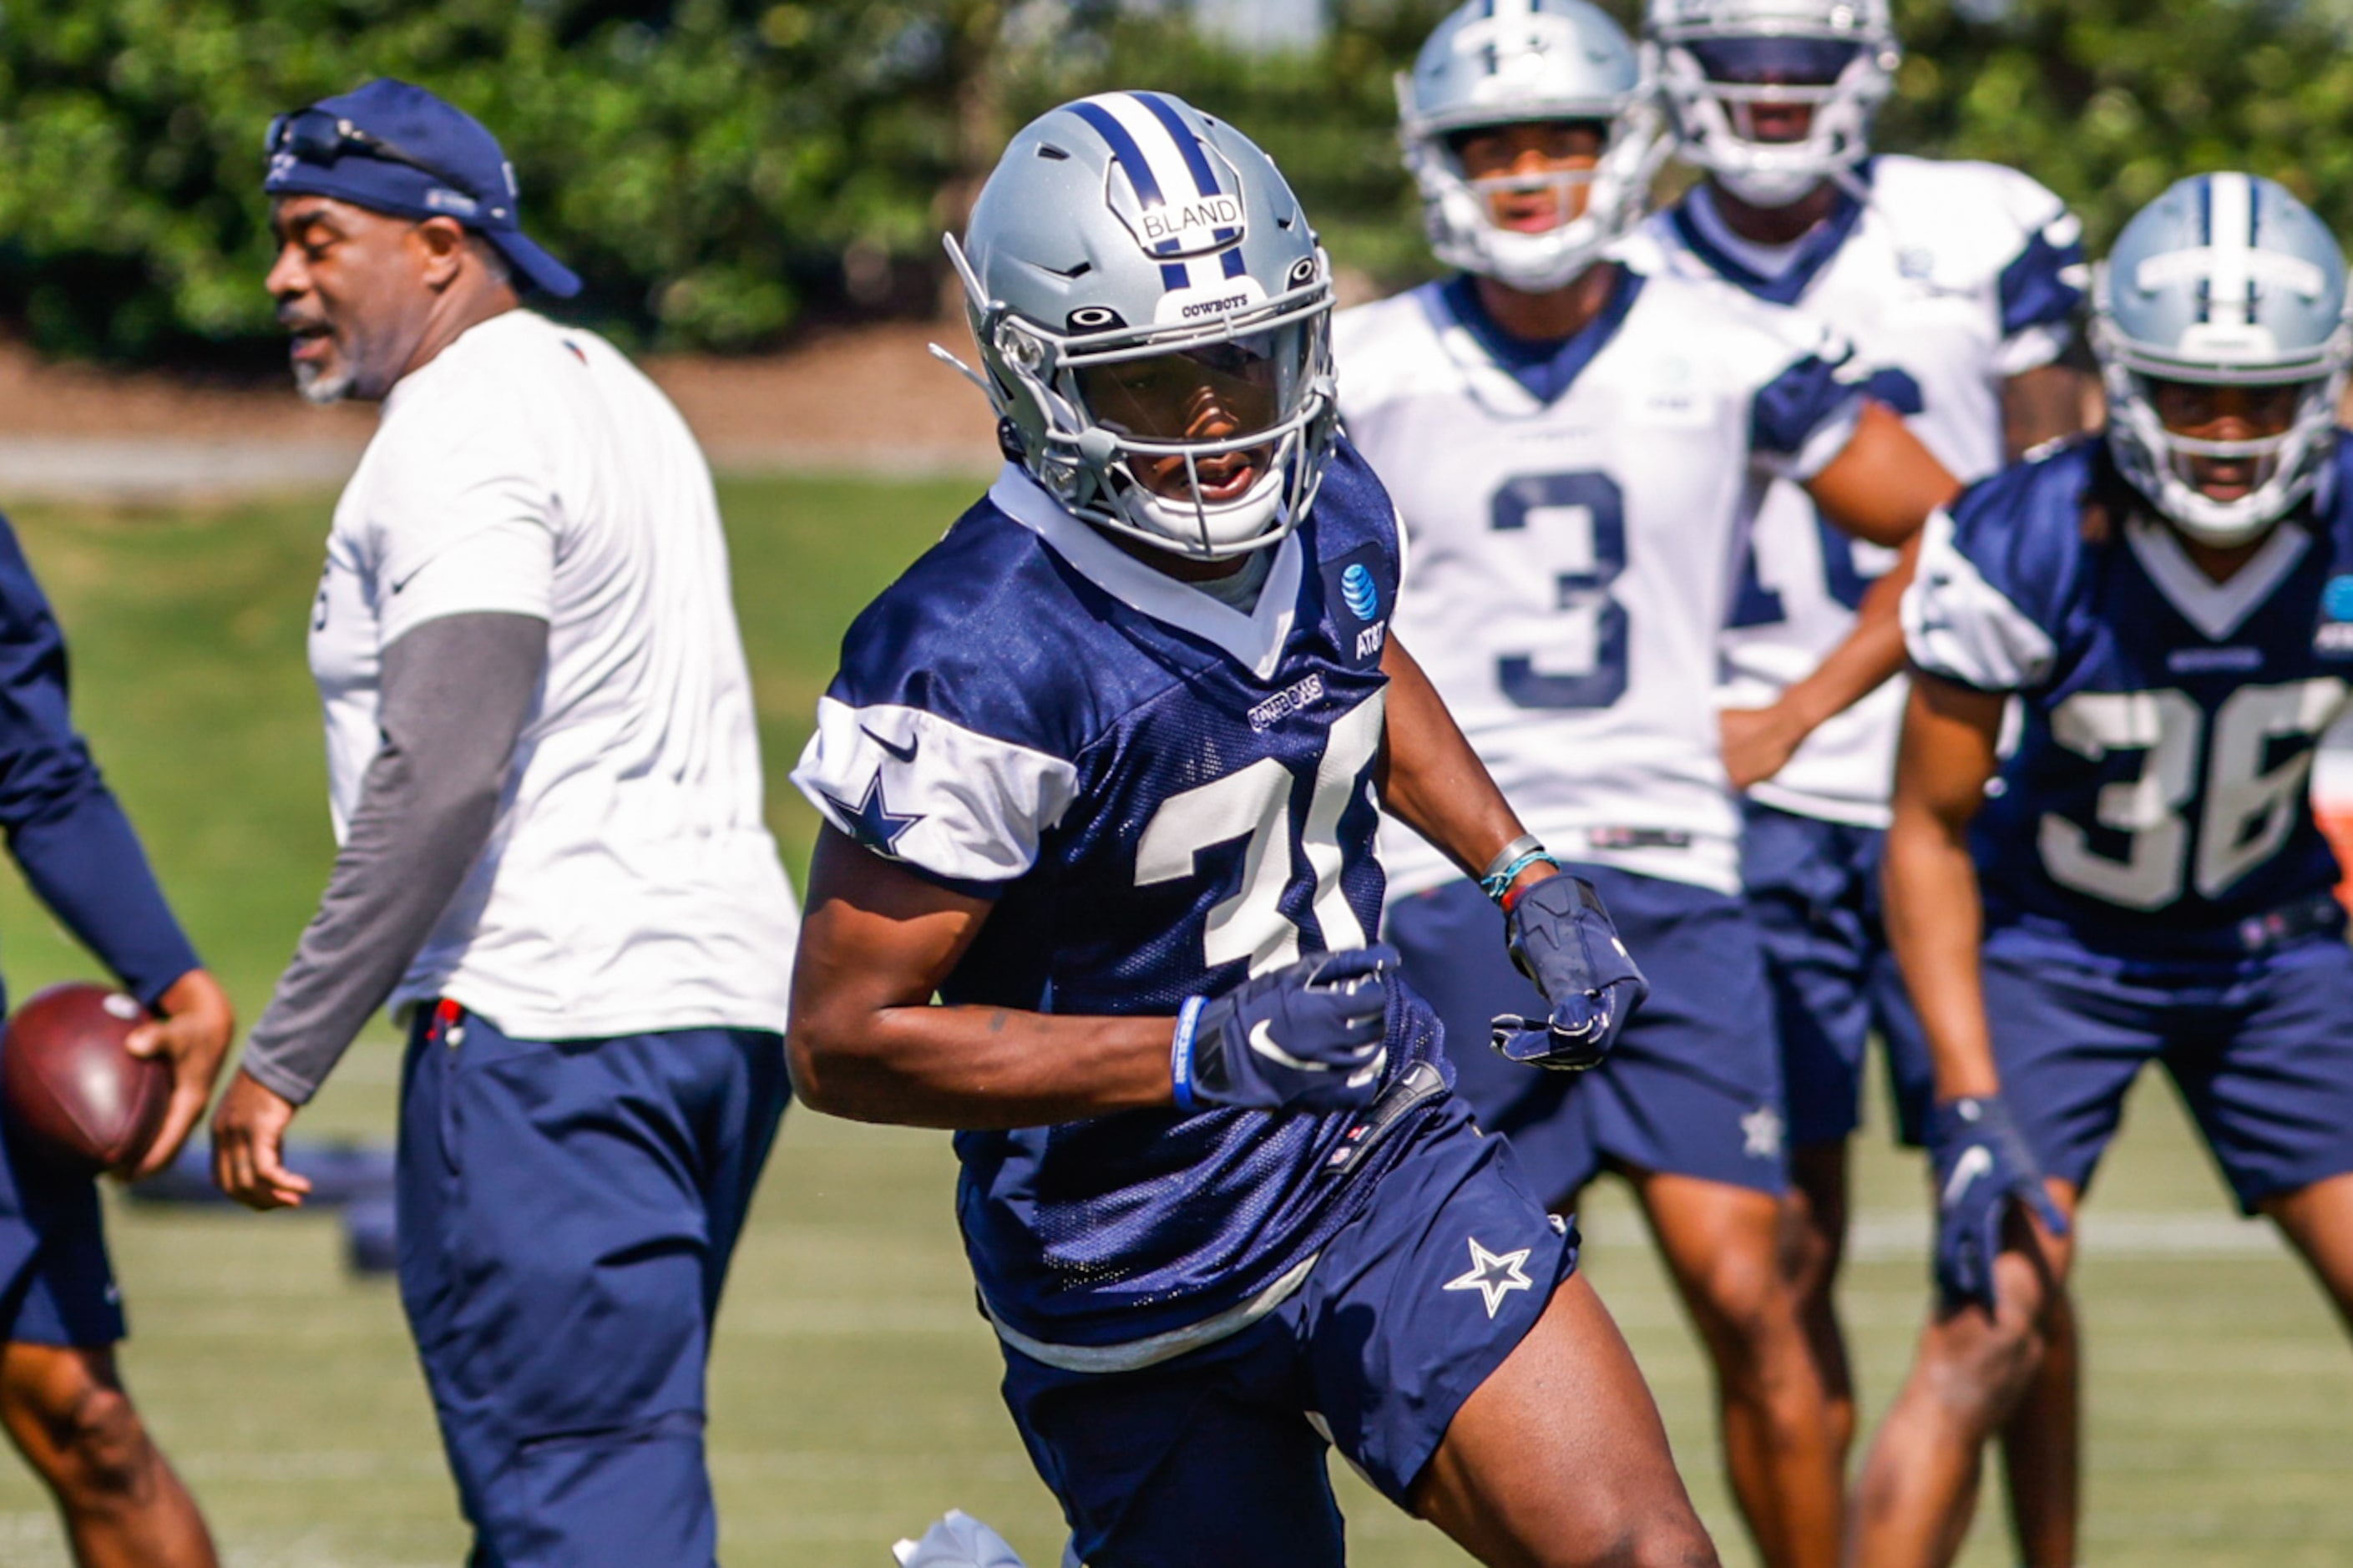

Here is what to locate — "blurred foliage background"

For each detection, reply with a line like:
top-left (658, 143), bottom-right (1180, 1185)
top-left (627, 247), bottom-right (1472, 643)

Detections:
top-left (4, 0), bottom-right (2353, 361)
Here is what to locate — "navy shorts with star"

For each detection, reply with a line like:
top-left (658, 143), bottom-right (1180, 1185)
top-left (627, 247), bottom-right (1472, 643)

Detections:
top-left (1984, 935), bottom-right (2353, 1212)
top-left (998, 1091), bottom-right (1575, 1568)
top-left (1386, 867), bottom-right (1789, 1206)
top-left (1741, 800), bottom-right (1935, 1149)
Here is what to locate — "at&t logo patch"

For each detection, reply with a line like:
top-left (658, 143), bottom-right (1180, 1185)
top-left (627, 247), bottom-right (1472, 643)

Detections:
top-left (2315, 574), bottom-right (2353, 655)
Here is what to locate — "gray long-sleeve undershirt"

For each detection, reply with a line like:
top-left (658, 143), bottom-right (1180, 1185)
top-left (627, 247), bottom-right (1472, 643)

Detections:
top-left (241, 612), bottom-right (549, 1105)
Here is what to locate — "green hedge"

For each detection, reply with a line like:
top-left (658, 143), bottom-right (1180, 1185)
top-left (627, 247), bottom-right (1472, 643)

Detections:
top-left (0, 0), bottom-right (969, 356)
top-left (3, 0), bottom-right (2351, 361)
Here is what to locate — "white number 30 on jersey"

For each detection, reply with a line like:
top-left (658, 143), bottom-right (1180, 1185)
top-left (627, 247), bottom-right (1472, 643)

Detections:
top-left (1134, 694), bottom-right (1386, 975)
top-left (2041, 677), bottom-right (2346, 909)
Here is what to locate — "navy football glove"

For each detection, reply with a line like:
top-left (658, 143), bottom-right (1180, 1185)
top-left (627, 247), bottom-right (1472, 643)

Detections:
top-left (1928, 1094), bottom-right (2070, 1310)
top-left (1172, 945), bottom-right (1394, 1112)
top-left (1491, 873), bottom-right (1649, 1071)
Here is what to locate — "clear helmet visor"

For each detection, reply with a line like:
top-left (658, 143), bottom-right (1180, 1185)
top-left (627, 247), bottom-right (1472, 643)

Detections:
top-left (1073, 321), bottom-right (1313, 447)
top-left (2142, 374), bottom-right (2322, 504)
top-left (1068, 315), bottom-right (1327, 527)
top-left (1443, 121), bottom-right (1608, 236)
top-left (1685, 36), bottom-right (1862, 86)
top-left (1684, 38), bottom-right (1860, 141)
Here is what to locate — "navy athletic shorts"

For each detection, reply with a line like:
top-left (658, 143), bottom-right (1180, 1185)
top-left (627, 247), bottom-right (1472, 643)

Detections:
top-left (1983, 934), bottom-right (2353, 1211)
top-left (999, 1090), bottom-right (1575, 1568)
top-left (1741, 800), bottom-right (1934, 1148)
top-left (397, 1002), bottom-right (788, 1568)
top-left (0, 1106), bottom-right (122, 1347)
top-left (1386, 866), bottom-right (1788, 1205)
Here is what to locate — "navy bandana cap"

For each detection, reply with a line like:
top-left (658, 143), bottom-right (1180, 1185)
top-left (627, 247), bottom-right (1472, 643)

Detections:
top-left (263, 78), bottom-right (581, 299)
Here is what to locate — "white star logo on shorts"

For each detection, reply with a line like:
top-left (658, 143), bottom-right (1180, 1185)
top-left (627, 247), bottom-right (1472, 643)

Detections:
top-left (1742, 1105), bottom-right (1784, 1160)
top-left (1442, 1237), bottom-right (1534, 1319)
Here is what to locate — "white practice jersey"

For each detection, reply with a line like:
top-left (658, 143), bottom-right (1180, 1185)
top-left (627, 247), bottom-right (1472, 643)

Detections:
top-left (1633, 154), bottom-right (2087, 826)
top-left (311, 310), bottom-right (801, 1039)
top-left (1337, 270), bottom-right (1865, 897)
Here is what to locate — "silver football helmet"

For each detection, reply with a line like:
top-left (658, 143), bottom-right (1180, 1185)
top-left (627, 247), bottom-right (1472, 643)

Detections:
top-left (942, 93), bottom-right (1336, 560)
top-left (1645, 0), bottom-right (1898, 209)
top-left (1397, 0), bottom-right (1667, 292)
top-left (2094, 172), bottom-right (2353, 546)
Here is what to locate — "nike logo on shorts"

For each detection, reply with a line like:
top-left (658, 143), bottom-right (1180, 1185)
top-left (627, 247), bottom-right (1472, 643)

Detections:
top-left (863, 726), bottom-right (918, 765)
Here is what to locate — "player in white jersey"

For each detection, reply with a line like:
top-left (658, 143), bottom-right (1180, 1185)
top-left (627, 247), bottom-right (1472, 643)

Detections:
top-left (1334, 3), bottom-right (1957, 1564)
top-left (208, 82), bottom-right (800, 1566)
top-left (1637, 3), bottom-right (2091, 1554)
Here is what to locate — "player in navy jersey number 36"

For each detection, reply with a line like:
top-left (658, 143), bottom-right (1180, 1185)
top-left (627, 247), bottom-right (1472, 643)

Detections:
top-left (1853, 174), bottom-right (2353, 1564)
top-left (789, 94), bottom-right (1716, 1568)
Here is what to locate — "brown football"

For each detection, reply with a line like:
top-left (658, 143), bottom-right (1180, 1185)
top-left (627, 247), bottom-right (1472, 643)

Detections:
top-left (2, 983), bottom-right (170, 1174)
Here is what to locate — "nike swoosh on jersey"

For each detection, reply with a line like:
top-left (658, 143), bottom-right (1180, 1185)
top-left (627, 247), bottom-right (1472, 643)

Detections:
top-left (862, 726), bottom-right (919, 765)
top-left (1941, 1145), bottom-right (1994, 1208)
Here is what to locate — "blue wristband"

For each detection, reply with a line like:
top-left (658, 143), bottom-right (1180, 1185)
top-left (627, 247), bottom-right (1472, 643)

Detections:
top-left (1480, 849), bottom-right (1560, 904)
top-left (1171, 995), bottom-right (1207, 1111)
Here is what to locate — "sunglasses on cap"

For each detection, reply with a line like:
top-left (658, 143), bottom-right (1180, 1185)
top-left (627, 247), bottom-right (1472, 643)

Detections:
top-left (265, 108), bottom-right (488, 210)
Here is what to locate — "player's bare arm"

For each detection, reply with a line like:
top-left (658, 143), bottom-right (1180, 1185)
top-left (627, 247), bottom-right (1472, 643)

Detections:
top-left (1721, 403), bottom-right (1956, 786)
top-left (1719, 535), bottom-right (1917, 791)
top-left (787, 640), bottom-right (1560, 1129)
top-left (1883, 668), bottom-right (2067, 1313)
top-left (1377, 633), bottom-right (1556, 898)
top-left (787, 832), bottom-right (1177, 1130)
top-left (2001, 361), bottom-right (2091, 462)
top-left (1881, 672), bottom-right (2004, 1101)
top-left (1803, 399), bottom-right (1958, 548)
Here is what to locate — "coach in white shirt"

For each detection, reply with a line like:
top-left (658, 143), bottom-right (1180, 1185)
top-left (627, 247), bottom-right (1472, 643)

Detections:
top-left (210, 80), bottom-right (801, 1568)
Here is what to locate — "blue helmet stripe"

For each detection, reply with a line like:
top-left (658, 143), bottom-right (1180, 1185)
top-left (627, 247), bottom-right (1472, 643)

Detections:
top-left (1069, 100), bottom-right (1165, 210)
top-left (2196, 175), bottom-right (2214, 321)
top-left (1221, 246), bottom-right (1247, 279)
top-left (1133, 93), bottom-right (1224, 199)
top-left (1161, 261), bottom-right (1190, 290)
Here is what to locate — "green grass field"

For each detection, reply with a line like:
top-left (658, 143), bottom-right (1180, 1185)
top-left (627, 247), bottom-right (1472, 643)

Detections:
top-left (0, 475), bottom-right (2346, 1565)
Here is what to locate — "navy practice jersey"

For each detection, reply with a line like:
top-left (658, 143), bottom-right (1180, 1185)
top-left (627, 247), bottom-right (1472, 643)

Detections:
top-left (1904, 438), bottom-right (2353, 960)
top-left (0, 513), bottom-right (200, 1014)
top-left (792, 438), bottom-right (1450, 1351)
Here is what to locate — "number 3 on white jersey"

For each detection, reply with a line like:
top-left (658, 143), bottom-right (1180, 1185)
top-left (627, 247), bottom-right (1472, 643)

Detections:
top-left (1135, 693), bottom-right (1387, 974)
top-left (2041, 677), bottom-right (2347, 908)
top-left (1491, 473), bottom-right (1629, 711)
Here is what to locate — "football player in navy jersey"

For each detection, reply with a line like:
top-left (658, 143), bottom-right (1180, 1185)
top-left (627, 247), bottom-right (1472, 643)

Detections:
top-left (1636, 8), bottom-right (2089, 1543)
top-left (1855, 174), bottom-right (2353, 1565)
top-left (1336, 4), bottom-right (1959, 1565)
top-left (789, 94), bottom-right (1716, 1568)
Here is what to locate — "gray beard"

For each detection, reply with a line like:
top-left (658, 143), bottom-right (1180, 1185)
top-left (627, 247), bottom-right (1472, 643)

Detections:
top-left (293, 358), bottom-right (354, 406)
